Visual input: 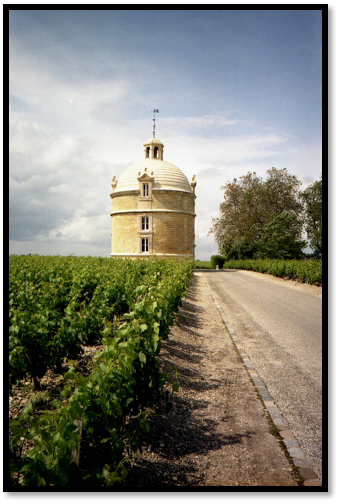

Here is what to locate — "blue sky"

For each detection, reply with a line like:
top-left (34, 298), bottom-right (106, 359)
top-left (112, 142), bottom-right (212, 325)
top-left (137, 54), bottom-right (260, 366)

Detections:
top-left (9, 8), bottom-right (324, 259)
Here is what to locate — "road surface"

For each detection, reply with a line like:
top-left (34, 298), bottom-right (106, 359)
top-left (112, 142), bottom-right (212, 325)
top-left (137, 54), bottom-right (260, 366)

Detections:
top-left (201, 269), bottom-right (322, 481)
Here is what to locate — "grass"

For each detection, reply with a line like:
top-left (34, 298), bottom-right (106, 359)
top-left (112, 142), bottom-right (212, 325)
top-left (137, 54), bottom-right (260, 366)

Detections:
top-left (194, 261), bottom-right (212, 269)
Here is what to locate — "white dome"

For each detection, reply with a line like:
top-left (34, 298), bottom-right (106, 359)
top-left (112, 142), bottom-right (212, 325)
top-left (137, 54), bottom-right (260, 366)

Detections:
top-left (115, 158), bottom-right (193, 194)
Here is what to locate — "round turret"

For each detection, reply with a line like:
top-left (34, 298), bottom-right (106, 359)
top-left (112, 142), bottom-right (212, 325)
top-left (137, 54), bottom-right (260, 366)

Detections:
top-left (110, 137), bottom-right (196, 259)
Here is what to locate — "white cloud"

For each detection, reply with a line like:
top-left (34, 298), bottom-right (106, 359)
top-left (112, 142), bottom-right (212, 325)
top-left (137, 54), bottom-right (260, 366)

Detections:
top-left (162, 130), bottom-right (290, 182)
top-left (9, 240), bottom-right (110, 258)
top-left (9, 103), bottom-right (322, 260)
top-left (8, 10), bottom-right (323, 262)
top-left (9, 106), bottom-right (112, 249)
top-left (42, 211), bottom-right (108, 244)
top-left (9, 32), bottom-right (322, 261)
top-left (163, 113), bottom-right (245, 129)
top-left (287, 140), bottom-right (322, 187)
top-left (9, 39), bottom-right (132, 139)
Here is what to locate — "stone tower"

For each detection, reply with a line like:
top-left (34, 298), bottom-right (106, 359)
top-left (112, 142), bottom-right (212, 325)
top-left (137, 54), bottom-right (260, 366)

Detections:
top-left (110, 137), bottom-right (196, 259)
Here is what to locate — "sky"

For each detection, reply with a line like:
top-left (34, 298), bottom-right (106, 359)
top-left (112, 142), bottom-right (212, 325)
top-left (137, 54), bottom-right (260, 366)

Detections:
top-left (8, 7), bottom-right (324, 260)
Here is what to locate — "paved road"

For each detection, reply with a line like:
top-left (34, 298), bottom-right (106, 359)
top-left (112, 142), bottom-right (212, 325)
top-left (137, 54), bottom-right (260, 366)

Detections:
top-left (201, 270), bottom-right (322, 481)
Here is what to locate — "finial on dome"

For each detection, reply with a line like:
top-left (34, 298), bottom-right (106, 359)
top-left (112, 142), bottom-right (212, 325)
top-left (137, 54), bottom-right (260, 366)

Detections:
top-left (152, 109), bottom-right (159, 138)
top-left (190, 175), bottom-right (197, 192)
top-left (111, 176), bottom-right (117, 190)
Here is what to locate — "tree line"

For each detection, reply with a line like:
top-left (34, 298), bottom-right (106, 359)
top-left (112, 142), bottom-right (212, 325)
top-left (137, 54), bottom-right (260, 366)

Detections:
top-left (209, 168), bottom-right (322, 260)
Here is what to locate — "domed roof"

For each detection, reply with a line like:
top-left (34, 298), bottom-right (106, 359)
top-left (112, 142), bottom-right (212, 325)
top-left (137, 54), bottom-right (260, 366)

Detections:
top-left (115, 158), bottom-right (193, 194)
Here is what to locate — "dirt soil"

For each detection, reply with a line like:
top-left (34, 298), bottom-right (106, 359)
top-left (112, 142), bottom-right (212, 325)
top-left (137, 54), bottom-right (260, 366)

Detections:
top-left (122, 273), bottom-right (299, 487)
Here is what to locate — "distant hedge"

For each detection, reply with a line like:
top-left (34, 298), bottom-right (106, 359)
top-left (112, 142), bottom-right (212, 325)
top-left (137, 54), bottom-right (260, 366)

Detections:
top-left (210, 255), bottom-right (226, 269)
top-left (194, 261), bottom-right (212, 269)
top-left (219, 258), bottom-right (322, 285)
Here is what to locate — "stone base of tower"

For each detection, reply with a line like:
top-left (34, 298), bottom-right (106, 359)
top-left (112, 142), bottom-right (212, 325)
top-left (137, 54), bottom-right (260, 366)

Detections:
top-left (110, 253), bottom-right (194, 261)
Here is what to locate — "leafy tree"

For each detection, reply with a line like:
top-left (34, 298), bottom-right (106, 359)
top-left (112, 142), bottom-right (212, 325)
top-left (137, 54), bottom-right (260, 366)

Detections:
top-left (264, 167), bottom-right (303, 218)
top-left (301, 176), bottom-right (322, 258)
top-left (209, 172), bottom-right (265, 259)
top-left (209, 168), bottom-right (304, 259)
top-left (255, 212), bottom-right (307, 259)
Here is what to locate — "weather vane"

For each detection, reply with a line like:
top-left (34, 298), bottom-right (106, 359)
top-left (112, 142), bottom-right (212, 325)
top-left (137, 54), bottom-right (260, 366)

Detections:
top-left (152, 109), bottom-right (159, 138)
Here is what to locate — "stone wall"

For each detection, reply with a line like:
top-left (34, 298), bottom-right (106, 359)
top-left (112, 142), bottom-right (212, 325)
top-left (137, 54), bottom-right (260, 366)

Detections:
top-left (111, 213), bottom-right (139, 254)
top-left (152, 212), bottom-right (195, 256)
top-left (110, 189), bottom-right (195, 258)
top-left (152, 190), bottom-right (195, 213)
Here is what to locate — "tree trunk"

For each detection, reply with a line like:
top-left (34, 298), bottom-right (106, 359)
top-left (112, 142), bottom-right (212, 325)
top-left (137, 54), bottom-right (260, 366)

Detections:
top-left (32, 375), bottom-right (40, 390)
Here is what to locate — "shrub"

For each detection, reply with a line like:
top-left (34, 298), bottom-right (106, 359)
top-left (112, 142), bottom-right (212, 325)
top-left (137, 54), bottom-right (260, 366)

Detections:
top-left (211, 255), bottom-right (226, 269)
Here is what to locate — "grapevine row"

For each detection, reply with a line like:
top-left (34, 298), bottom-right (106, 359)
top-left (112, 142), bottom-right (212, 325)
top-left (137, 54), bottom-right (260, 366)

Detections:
top-left (9, 256), bottom-right (182, 390)
top-left (9, 256), bottom-right (195, 487)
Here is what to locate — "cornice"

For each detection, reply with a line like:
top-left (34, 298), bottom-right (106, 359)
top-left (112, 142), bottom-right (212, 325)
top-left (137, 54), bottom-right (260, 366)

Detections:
top-left (110, 209), bottom-right (196, 217)
top-left (110, 188), bottom-right (194, 198)
top-left (110, 253), bottom-right (194, 258)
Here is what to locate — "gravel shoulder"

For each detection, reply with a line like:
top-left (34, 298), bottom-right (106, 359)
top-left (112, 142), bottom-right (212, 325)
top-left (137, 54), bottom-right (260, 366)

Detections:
top-left (123, 273), bottom-right (299, 487)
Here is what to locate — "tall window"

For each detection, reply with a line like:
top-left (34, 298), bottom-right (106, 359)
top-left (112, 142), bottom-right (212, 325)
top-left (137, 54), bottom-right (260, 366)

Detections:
top-left (154, 147), bottom-right (158, 158)
top-left (145, 147), bottom-right (150, 158)
top-left (142, 184), bottom-right (149, 197)
top-left (142, 217), bottom-right (149, 230)
top-left (141, 238), bottom-right (149, 253)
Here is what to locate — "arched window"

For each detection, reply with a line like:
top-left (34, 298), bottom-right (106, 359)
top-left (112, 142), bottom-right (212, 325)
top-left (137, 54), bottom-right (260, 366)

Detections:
top-left (146, 147), bottom-right (150, 158)
top-left (154, 147), bottom-right (158, 158)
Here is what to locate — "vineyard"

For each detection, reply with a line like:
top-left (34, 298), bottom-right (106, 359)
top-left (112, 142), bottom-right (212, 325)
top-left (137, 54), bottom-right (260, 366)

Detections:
top-left (9, 255), bottom-right (195, 487)
top-left (210, 257), bottom-right (322, 285)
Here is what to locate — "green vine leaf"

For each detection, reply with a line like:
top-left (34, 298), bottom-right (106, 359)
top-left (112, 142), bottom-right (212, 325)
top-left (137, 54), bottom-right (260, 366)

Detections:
top-left (138, 351), bottom-right (146, 364)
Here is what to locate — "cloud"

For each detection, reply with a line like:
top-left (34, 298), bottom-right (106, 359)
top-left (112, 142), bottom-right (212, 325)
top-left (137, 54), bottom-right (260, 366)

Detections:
top-left (9, 37), bottom-right (132, 136)
top-left (9, 239), bottom-right (110, 258)
top-left (9, 106), bottom-right (112, 249)
top-left (9, 103), bottom-right (317, 260)
top-left (163, 114), bottom-right (242, 130)
top-left (163, 130), bottom-right (290, 180)
top-left (287, 140), bottom-right (322, 187)
top-left (42, 211), bottom-right (108, 244)
top-left (197, 167), bottom-right (225, 179)
top-left (301, 175), bottom-right (315, 186)
top-left (9, 97), bottom-right (322, 261)
top-left (8, 23), bottom-right (321, 261)
top-left (8, 10), bottom-right (323, 262)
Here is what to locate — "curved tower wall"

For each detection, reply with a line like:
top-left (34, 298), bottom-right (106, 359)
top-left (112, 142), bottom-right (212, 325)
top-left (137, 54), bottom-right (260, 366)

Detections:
top-left (110, 138), bottom-right (196, 259)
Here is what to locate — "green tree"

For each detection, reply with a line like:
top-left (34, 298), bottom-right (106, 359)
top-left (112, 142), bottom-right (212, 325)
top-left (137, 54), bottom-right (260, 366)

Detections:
top-left (255, 212), bottom-right (307, 259)
top-left (301, 176), bottom-right (322, 258)
top-left (264, 167), bottom-right (303, 218)
top-left (209, 172), bottom-right (264, 259)
top-left (209, 168), bottom-right (304, 259)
